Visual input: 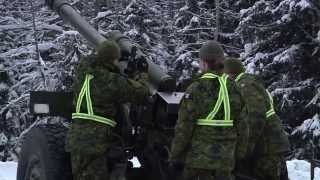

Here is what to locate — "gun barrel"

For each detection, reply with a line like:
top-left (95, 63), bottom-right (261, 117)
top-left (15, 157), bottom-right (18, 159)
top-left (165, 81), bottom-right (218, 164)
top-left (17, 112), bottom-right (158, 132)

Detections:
top-left (45, 0), bottom-right (176, 92)
top-left (46, 0), bottom-right (105, 47)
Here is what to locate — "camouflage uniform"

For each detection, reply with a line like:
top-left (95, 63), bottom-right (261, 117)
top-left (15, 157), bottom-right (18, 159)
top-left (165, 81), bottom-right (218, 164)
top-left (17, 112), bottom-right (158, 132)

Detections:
top-left (224, 58), bottom-right (289, 180)
top-left (66, 41), bottom-right (149, 180)
top-left (170, 41), bottom-right (249, 180)
top-left (231, 73), bottom-right (269, 178)
top-left (233, 73), bottom-right (268, 157)
top-left (253, 94), bottom-right (290, 180)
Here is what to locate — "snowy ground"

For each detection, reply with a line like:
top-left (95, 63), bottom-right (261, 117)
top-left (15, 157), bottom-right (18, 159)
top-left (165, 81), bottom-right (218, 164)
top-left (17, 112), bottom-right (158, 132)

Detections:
top-left (0, 162), bottom-right (17, 180)
top-left (0, 160), bottom-right (319, 180)
top-left (287, 160), bottom-right (320, 180)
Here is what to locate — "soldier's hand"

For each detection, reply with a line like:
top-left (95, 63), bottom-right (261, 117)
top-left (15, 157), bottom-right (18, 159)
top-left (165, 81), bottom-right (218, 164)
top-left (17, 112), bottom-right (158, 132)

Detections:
top-left (136, 57), bottom-right (148, 73)
top-left (124, 57), bottom-right (148, 76)
top-left (124, 60), bottom-right (137, 76)
top-left (167, 162), bottom-right (185, 180)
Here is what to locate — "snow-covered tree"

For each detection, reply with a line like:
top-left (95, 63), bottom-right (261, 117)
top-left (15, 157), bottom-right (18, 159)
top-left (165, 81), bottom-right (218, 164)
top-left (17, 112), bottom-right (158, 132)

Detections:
top-left (238, 0), bottom-right (320, 127)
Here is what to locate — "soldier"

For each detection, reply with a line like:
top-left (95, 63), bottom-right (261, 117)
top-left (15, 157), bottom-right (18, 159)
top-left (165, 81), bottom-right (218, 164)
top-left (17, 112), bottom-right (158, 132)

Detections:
top-left (224, 58), bottom-right (290, 180)
top-left (169, 41), bottom-right (249, 180)
top-left (66, 40), bottom-right (150, 180)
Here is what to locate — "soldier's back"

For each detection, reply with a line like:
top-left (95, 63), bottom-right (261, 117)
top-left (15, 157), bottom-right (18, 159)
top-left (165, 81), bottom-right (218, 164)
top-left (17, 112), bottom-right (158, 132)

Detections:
top-left (185, 73), bottom-right (244, 171)
top-left (236, 73), bottom-right (268, 157)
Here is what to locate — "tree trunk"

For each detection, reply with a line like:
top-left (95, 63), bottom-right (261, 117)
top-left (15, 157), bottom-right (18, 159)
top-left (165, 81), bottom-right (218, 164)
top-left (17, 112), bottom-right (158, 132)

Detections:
top-left (215, 0), bottom-right (220, 41)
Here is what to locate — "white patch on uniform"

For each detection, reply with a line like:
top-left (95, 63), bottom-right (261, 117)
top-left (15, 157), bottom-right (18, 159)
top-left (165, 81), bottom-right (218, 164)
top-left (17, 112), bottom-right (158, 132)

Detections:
top-left (241, 83), bottom-right (246, 88)
top-left (184, 93), bottom-right (192, 100)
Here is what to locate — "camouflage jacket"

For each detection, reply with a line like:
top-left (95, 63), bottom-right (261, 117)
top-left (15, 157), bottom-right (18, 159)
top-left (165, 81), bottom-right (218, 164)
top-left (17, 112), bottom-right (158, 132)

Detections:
top-left (235, 73), bottom-right (268, 158)
top-left (170, 71), bottom-right (249, 171)
top-left (236, 73), bottom-right (289, 156)
top-left (66, 56), bottom-right (150, 155)
top-left (257, 94), bottom-right (290, 155)
top-left (74, 55), bottom-right (150, 115)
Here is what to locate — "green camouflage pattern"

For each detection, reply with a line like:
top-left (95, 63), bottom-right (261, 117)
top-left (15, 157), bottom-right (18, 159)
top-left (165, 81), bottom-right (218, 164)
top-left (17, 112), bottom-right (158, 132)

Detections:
top-left (257, 111), bottom-right (290, 155)
top-left (252, 154), bottom-right (282, 180)
top-left (170, 70), bottom-right (248, 172)
top-left (235, 73), bottom-right (268, 157)
top-left (66, 55), bottom-right (149, 180)
top-left (252, 93), bottom-right (290, 180)
top-left (96, 40), bottom-right (121, 64)
top-left (68, 121), bottom-right (110, 180)
top-left (182, 167), bottom-right (234, 180)
top-left (235, 73), bottom-right (289, 180)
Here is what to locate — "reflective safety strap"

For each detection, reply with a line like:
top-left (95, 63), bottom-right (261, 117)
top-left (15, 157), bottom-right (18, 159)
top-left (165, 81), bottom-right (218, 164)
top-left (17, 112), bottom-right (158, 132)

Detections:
top-left (235, 72), bottom-right (245, 82)
top-left (221, 74), bottom-right (231, 121)
top-left (266, 90), bottom-right (276, 119)
top-left (197, 73), bottom-right (233, 127)
top-left (201, 73), bottom-right (223, 120)
top-left (76, 76), bottom-right (88, 113)
top-left (72, 74), bottom-right (116, 127)
top-left (72, 113), bottom-right (117, 127)
top-left (201, 73), bottom-right (219, 79)
top-left (86, 75), bottom-right (94, 115)
top-left (197, 119), bottom-right (234, 127)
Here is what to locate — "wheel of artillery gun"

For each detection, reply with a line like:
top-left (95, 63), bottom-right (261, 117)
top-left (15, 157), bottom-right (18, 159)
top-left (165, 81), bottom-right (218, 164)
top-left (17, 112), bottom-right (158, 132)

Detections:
top-left (17, 124), bottom-right (73, 180)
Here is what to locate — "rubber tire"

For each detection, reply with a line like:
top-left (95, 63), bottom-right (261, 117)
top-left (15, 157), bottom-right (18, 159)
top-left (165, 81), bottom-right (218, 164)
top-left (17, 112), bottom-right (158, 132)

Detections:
top-left (17, 124), bottom-right (72, 180)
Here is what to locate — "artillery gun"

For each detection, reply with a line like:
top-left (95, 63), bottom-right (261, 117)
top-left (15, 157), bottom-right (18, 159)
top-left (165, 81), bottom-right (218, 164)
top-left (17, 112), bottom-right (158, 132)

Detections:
top-left (17, 0), bottom-right (184, 180)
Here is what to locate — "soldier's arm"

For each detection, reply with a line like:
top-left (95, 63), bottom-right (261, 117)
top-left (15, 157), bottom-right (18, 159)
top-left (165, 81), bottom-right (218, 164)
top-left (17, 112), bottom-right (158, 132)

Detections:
top-left (232, 81), bottom-right (250, 160)
top-left (105, 72), bottom-right (150, 104)
top-left (170, 84), bottom-right (197, 163)
top-left (235, 101), bottom-right (249, 160)
top-left (238, 79), bottom-right (267, 156)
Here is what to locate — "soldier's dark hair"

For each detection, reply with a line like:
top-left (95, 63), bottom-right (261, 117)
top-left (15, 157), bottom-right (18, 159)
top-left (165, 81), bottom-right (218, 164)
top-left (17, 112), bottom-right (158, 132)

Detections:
top-left (203, 57), bottom-right (225, 71)
top-left (224, 57), bottom-right (245, 74)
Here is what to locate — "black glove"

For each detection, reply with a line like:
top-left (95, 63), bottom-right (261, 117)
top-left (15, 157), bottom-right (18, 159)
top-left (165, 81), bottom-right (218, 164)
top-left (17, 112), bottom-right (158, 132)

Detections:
top-left (136, 57), bottom-right (148, 73)
top-left (124, 60), bottom-right (137, 76)
top-left (167, 162), bottom-right (185, 180)
top-left (124, 58), bottom-right (149, 76)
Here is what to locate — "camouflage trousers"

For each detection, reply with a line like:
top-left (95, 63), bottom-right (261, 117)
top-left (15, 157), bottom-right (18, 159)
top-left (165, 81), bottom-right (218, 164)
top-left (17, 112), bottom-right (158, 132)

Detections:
top-left (181, 167), bottom-right (234, 180)
top-left (236, 154), bottom-right (284, 180)
top-left (253, 154), bottom-right (282, 180)
top-left (66, 120), bottom-right (113, 180)
top-left (70, 152), bottom-right (109, 180)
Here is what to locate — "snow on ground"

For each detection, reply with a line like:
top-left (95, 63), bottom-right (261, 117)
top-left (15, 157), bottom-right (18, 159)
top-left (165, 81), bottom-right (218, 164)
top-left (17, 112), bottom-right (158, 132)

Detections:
top-left (287, 160), bottom-right (320, 180)
top-left (0, 161), bottom-right (17, 180)
top-left (0, 160), bottom-right (319, 180)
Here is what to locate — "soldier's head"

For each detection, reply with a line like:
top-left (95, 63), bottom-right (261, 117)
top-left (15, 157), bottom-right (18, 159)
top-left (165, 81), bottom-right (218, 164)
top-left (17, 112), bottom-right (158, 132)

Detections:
top-left (96, 40), bottom-right (121, 65)
top-left (224, 57), bottom-right (245, 79)
top-left (199, 40), bottom-right (225, 73)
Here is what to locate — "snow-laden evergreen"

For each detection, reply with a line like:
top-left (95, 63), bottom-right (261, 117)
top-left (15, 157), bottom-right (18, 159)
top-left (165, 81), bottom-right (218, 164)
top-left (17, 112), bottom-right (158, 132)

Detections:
top-left (291, 114), bottom-right (320, 159)
top-left (239, 0), bottom-right (320, 128)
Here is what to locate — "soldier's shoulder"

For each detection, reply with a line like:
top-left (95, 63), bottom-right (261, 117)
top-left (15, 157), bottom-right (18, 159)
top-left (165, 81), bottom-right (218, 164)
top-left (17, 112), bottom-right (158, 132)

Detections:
top-left (75, 55), bottom-right (96, 73)
top-left (185, 81), bottom-right (200, 93)
top-left (241, 73), bottom-right (264, 84)
top-left (238, 73), bottom-right (263, 89)
top-left (182, 81), bottom-right (201, 101)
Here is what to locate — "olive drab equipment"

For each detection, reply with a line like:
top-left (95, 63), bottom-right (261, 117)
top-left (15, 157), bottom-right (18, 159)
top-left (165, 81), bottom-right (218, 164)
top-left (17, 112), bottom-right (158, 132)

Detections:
top-left (72, 74), bottom-right (117, 127)
top-left (235, 72), bottom-right (276, 119)
top-left (197, 73), bottom-right (233, 127)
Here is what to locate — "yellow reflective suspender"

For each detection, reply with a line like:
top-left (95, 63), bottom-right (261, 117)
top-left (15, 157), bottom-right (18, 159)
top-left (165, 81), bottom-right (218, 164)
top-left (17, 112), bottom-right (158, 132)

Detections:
top-left (196, 73), bottom-right (233, 127)
top-left (266, 90), bottom-right (276, 118)
top-left (72, 74), bottom-right (117, 127)
top-left (235, 73), bottom-right (276, 119)
top-left (235, 72), bottom-right (245, 83)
